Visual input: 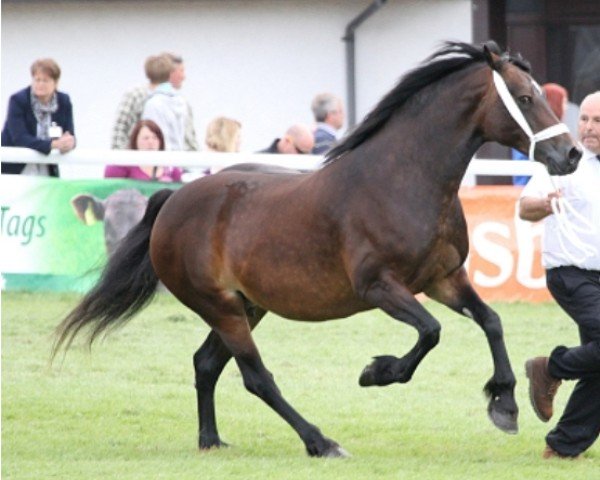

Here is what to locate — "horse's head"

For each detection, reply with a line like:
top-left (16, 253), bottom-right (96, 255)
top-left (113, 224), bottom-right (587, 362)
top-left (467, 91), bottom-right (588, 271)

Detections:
top-left (480, 43), bottom-right (581, 176)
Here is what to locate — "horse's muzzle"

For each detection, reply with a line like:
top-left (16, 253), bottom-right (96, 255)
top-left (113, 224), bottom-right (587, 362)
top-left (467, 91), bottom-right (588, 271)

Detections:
top-left (545, 146), bottom-right (582, 176)
top-left (568, 146), bottom-right (582, 169)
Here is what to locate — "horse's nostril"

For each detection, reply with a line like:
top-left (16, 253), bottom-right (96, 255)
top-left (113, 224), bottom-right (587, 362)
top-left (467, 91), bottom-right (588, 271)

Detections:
top-left (568, 147), bottom-right (582, 166)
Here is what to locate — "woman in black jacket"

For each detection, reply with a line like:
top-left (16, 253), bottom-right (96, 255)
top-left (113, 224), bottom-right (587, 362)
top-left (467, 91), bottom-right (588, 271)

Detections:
top-left (1, 58), bottom-right (76, 176)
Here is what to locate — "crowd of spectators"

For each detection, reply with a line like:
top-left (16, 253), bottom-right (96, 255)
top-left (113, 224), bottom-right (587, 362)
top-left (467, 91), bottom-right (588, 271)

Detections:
top-left (1, 54), bottom-right (346, 182)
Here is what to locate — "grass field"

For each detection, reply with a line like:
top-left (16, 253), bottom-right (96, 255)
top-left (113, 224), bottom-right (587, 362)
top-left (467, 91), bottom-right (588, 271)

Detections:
top-left (2, 292), bottom-right (598, 479)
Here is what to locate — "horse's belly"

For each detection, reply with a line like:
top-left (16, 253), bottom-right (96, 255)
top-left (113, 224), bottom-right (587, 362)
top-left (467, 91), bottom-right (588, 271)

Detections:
top-left (249, 288), bottom-right (370, 321)
top-left (235, 262), bottom-right (369, 320)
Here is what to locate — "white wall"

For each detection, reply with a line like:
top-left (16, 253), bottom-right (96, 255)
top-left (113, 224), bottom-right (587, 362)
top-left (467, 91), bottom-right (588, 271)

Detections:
top-left (1, 0), bottom-right (471, 177)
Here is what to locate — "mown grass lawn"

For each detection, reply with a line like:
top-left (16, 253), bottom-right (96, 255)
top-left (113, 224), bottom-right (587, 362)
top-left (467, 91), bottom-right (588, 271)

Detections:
top-left (2, 292), bottom-right (597, 479)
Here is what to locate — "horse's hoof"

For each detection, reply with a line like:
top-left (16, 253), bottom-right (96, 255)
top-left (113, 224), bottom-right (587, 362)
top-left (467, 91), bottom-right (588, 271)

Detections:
top-left (359, 364), bottom-right (376, 387)
top-left (322, 445), bottom-right (351, 458)
top-left (199, 438), bottom-right (230, 450)
top-left (359, 356), bottom-right (402, 386)
top-left (488, 407), bottom-right (518, 434)
top-left (306, 435), bottom-right (349, 458)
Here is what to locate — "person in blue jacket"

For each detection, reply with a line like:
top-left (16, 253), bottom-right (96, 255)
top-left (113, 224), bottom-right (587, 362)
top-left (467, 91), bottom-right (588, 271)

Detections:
top-left (1, 58), bottom-right (76, 176)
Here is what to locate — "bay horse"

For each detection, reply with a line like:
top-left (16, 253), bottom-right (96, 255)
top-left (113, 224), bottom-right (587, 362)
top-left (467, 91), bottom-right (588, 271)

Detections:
top-left (53, 41), bottom-right (581, 457)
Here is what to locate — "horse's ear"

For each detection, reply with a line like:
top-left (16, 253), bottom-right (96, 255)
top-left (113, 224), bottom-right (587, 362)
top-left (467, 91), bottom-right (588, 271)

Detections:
top-left (483, 42), bottom-right (501, 71)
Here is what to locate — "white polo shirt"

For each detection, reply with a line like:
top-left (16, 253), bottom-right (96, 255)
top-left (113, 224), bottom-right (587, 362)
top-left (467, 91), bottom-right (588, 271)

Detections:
top-left (520, 148), bottom-right (600, 270)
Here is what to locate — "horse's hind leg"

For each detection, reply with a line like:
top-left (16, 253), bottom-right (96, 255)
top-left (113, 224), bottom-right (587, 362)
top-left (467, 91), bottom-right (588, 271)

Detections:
top-left (234, 347), bottom-right (347, 457)
top-left (194, 293), bottom-right (347, 457)
top-left (194, 300), bottom-right (266, 450)
top-left (425, 267), bottom-right (518, 434)
top-left (357, 271), bottom-right (441, 386)
top-left (194, 331), bottom-right (231, 449)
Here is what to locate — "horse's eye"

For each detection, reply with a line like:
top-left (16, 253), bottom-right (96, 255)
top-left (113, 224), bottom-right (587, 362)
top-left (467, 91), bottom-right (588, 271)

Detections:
top-left (518, 95), bottom-right (532, 106)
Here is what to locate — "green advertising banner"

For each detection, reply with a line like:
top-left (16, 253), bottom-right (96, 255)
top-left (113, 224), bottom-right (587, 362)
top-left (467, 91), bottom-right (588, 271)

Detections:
top-left (1, 176), bottom-right (179, 292)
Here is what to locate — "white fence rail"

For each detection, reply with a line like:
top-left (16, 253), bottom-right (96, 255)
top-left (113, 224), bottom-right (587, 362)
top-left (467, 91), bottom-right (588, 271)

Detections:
top-left (0, 146), bottom-right (546, 179)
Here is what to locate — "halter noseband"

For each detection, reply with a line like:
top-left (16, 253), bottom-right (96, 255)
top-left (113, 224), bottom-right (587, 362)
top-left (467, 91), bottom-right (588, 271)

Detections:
top-left (492, 70), bottom-right (570, 161)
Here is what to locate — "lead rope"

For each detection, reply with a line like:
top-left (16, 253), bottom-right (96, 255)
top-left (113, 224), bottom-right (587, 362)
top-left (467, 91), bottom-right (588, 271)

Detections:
top-left (548, 176), bottom-right (598, 264)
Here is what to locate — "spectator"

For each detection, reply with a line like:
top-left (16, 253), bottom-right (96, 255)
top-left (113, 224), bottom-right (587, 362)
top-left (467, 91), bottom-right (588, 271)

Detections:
top-left (259, 124), bottom-right (314, 154)
top-left (310, 93), bottom-right (345, 154)
top-left (182, 116), bottom-right (242, 182)
top-left (104, 119), bottom-right (182, 182)
top-left (111, 54), bottom-right (173, 150)
top-left (205, 116), bottom-right (242, 153)
top-left (141, 62), bottom-right (186, 152)
top-left (519, 91), bottom-right (600, 459)
top-left (162, 52), bottom-right (199, 151)
top-left (512, 83), bottom-right (569, 185)
top-left (1, 58), bottom-right (75, 176)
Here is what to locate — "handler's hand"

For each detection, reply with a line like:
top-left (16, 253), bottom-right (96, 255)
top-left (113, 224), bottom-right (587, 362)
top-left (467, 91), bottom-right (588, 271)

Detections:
top-left (544, 190), bottom-right (562, 215)
top-left (519, 190), bottom-right (562, 222)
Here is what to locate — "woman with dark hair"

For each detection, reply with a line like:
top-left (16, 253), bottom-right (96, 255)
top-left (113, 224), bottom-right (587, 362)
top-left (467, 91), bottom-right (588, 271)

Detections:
top-left (1, 58), bottom-right (76, 176)
top-left (104, 119), bottom-right (182, 182)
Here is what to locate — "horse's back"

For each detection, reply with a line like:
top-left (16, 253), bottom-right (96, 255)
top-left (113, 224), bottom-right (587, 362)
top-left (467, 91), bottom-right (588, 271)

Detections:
top-left (221, 162), bottom-right (308, 175)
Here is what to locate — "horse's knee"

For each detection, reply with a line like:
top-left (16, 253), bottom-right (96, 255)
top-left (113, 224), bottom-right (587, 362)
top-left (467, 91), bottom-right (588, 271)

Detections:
top-left (421, 323), bottom-right (441, 350)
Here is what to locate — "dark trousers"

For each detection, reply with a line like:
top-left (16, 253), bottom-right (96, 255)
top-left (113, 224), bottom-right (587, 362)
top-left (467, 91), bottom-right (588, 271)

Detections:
top-left (545, 266), bottom-right (600, 456)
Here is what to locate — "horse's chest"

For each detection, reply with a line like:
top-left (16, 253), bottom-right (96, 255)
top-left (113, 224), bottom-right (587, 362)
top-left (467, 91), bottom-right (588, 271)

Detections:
top-left (387, 213), bottom-right (467, 290)
top-left (418, 222), bottom-right (468, 280)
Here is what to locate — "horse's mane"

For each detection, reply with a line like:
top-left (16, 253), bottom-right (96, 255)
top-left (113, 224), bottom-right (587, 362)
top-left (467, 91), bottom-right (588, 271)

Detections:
top-left (325, 41), bottom-right (530, 163)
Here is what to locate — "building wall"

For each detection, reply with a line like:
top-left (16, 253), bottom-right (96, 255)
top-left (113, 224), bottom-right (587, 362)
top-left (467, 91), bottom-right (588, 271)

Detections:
top-left (1, 0), bottom-right (471, 177)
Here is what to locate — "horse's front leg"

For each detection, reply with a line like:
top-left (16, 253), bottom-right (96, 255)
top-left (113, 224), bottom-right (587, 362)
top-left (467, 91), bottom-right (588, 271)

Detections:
top-left (356, 270), bottom-right (442, 387)
top-left (425, 267), bottom-right (518, 434)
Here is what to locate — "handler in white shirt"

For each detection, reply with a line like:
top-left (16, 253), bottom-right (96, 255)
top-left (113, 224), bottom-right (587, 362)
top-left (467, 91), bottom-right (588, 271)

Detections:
top-left (520, 146), bottom-right (600, 270)
top-left (519, 91), bottom-right (600, 460)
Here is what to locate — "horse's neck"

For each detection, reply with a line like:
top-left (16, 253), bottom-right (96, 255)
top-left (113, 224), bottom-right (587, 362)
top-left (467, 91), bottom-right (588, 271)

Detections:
top-left (325, 67), bottom-right (489, 207)
top-left (367, 77), bottom-right (486, 195)
top-left (358, 116), bottom-right (482, 198)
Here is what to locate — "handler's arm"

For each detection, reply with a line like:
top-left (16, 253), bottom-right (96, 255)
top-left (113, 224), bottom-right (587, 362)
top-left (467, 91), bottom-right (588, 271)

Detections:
top-left (519, 194), bottom-right (558, 222)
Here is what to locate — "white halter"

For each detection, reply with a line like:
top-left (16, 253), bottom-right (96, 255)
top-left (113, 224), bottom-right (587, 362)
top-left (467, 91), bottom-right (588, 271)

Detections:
top-left (493, 70), bottom-right (598, 264)
top-left (492, 70), bottom-right (570, 160)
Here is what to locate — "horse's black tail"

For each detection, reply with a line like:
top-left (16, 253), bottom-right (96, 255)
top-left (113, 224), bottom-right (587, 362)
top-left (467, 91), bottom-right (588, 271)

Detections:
top-left (52, 188), bottom-right (175, 359)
